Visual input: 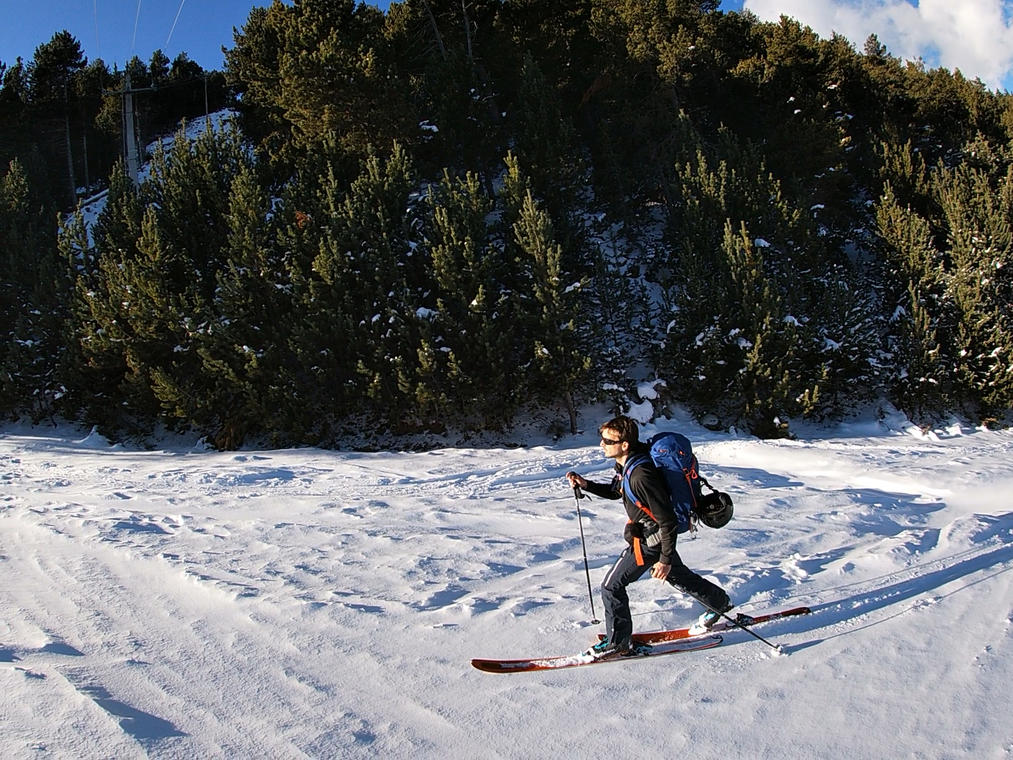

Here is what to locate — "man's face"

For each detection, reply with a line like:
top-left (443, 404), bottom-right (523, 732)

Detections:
top-left (599, 427), bottom-right (627, 459)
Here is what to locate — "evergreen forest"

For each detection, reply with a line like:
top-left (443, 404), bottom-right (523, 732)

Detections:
top-left (3, 0), bottom-right (1013, 449)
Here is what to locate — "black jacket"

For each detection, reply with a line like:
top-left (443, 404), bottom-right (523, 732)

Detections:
top-left (582, 444), bottom-right (679, 565)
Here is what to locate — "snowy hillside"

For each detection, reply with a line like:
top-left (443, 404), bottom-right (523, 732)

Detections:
top-left (2, 412), bottom-right (1012, 758)
top-left (75, 109), bottom-right (237, 229)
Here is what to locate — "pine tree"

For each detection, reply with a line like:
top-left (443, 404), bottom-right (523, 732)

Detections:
top-left (191, 164), bottom-right (285, 448)
top-left (875, 183), bottom-right (950, 419)
top-left (274, 144), bottom-right (361, 442)
top-left (421, 168), bottom-right (502, 422)
top-left (142, 122), bottom-right (244, 289)
top-left (227, 0), bottom-right (410, 179)
top-left (509, 53), bottom-right (582, 241)
top-left (381, 0), bottom-right (507, 187)
top-left (721, 222), bottom-right (805, 437)
top-left (74, 201), bottom-right (179, 429)
top-left (63, 163), bottom-right (139, 430)
top-left (223, 3), bottom-right (290, 173)
top-left (877, 140), bottom-right (935, 229)
top-left (0, 158), bottom-right (63, 420)
top-left (935, 155), bottom-right (1013, 419)
top-left (29, 31), bottom-right (87, 204)
top-left (289, 141), bottom-right (423, 436)
top-left (654, 127), bottom-right (870, 434)
top-left (65, 124), bottom-right (253, 438)
top-left (511, 187), bottom-right (589, 432)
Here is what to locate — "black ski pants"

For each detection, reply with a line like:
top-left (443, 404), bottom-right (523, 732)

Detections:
top-left (600, 544), bottom-right (731, 648)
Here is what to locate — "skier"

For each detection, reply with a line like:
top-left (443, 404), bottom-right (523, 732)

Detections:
top-left (566, 415), bottom-right (732, 657)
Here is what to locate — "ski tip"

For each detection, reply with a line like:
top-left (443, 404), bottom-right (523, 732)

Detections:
top-left (471, 658), bottom-right (502, 673)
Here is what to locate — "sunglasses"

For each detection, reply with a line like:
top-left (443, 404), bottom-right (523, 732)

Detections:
top-left (600, 436), bottom-right (623, 446)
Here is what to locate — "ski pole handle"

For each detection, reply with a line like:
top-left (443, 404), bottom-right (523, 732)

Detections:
top-left (567, 470), bottom-right (587, 493)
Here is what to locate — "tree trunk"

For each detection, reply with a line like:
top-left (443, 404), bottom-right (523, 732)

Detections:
top-left (564, 388), bottom-right (578, 435)
top-left (63, 84), bottom-right (76, 205)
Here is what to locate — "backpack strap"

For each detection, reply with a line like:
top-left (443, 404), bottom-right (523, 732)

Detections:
top-left (621, 454), bottom-right (658, 522)
top-left (621, 454), bottom-right (656, 566)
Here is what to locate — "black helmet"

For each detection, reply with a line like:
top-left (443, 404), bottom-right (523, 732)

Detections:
top-left (696, 491), bottom-right (734, 528)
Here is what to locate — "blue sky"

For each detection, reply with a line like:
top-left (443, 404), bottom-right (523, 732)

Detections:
top-left (0, 0), bottom-right (349, 72)
top-left (1, 1), bottom-right (1011, 91)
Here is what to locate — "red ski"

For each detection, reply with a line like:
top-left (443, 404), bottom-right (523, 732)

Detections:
top-left (605, 605), bottom-right (812, 645)
top-left (471, 634), bottom-right (721, 674)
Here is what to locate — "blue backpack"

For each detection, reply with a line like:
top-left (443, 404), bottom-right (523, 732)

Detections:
top-left (621, 431), bottom-right (704, 534)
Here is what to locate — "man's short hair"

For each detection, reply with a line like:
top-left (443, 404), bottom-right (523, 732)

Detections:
top-left (599, 415), bottom-right (640, 443)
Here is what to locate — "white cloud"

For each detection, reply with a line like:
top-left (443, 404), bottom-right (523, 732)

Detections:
top-left (744, 0), bottom-right (1013, 90)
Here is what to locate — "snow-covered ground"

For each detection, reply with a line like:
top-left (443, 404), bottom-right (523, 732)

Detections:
top-left (2, 411), bottom-right (1012, 759)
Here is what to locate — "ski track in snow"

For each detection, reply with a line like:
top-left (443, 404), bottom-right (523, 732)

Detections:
top-left (2, 421), bottom-right (1013, 758)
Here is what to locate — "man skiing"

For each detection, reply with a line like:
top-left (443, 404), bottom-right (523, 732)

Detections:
top-left (566, 415), bottom-right (732, 657)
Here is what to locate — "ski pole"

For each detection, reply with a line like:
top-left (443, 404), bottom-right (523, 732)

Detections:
top-left (573, 485), bottom-right (601, 624)
top-left (699, 599), bottom-right (782, 652)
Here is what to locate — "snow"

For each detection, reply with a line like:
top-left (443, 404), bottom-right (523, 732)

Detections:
top-left (3, 413), bottom-right (1012, 758)
top-left (636, 379), bottom-right (666, 401)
